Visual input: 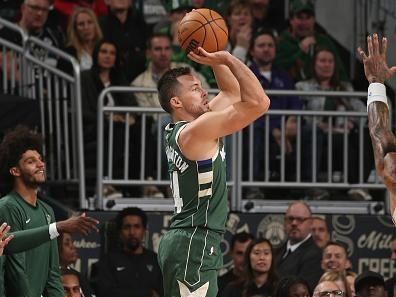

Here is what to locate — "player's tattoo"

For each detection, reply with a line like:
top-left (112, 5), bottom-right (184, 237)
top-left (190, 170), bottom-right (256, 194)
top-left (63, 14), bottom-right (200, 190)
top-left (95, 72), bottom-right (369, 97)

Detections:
top-left (368, 102), bottom-right (396, 161)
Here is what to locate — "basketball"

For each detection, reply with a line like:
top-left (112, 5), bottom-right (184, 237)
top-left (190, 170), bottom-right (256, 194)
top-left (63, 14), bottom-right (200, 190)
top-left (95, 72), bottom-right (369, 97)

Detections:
top-left (178, 8), bottom-right (228, 53)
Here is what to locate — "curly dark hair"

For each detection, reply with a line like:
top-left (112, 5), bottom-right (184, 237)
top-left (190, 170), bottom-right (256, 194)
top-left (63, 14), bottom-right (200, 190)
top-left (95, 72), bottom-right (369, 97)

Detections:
top-left (0, 125), bottom-right (43, 194)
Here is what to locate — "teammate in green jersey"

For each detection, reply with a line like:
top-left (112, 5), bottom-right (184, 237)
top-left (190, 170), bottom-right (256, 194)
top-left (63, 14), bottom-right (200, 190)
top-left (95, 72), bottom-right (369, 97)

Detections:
top-left (157, 47), bottom-right (270, 297)
top-left (0, 125), bottom-right (98, 297)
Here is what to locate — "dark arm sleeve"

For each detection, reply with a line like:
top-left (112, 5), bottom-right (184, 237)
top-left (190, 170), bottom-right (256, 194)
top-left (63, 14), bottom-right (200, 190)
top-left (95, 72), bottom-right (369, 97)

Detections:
top-left (0, 203), bottom-right (30, 296)
top-left (5, 225), bottom-right (50, 254)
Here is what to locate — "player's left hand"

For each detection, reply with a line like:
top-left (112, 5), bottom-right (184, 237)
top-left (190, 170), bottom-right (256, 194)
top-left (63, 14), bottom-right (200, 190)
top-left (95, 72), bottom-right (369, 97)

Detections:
top-left (358, 33), bottom-right (396, 83)
top-left (0, 223), bottom-right (14, 256)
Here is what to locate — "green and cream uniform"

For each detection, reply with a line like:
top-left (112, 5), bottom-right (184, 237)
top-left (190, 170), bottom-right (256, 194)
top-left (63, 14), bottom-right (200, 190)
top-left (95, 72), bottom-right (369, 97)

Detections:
top-left (0, 192), bottom-right (63, 297)
top-left (158, 121), bottom-right (229, 297)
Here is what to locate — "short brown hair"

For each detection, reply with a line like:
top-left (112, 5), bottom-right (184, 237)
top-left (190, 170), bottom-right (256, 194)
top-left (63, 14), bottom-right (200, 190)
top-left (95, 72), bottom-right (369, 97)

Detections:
top-left (157, 67), bottom-right (192, 113)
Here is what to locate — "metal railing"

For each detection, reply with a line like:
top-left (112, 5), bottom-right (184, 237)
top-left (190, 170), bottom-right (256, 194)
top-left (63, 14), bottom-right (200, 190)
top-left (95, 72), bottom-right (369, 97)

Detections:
top-left (96, 87), bottom-right (387, 214)
top-left (0, 17), bottom-right (86, 207)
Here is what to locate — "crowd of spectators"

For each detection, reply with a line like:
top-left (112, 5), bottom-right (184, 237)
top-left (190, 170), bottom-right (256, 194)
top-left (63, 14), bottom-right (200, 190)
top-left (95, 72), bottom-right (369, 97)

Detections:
top-left (56, 203), bottom-right (396, 297)
top-left (0, 0), bottom-right (375, 200)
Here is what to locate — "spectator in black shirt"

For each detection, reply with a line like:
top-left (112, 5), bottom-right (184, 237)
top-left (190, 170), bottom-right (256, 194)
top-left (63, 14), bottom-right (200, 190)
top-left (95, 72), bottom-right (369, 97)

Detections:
top-left (0, 0), bottom-right (64, 63)
top-left (94, 207), bottom-right (163, 297)
top-left (218, 232), bottom-right (254, 296)
top-left (221, 239), bottom-right (278, 297)
top-left (0, 0), bottom-right (64, 94)
top-left (99, 0), bottom-right (148, 81)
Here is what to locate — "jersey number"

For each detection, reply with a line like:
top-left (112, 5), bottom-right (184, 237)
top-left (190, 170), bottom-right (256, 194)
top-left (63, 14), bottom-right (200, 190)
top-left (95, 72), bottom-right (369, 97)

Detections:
top-left (170, 171), bottom-right (183, 213)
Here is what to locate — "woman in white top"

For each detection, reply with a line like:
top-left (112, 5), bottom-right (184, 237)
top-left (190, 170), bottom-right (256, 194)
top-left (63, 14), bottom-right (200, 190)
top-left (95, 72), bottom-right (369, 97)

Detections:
top-left (65, 7), bottom-right (103, 71)
top-left (296, 47), bottom-right (372, 188)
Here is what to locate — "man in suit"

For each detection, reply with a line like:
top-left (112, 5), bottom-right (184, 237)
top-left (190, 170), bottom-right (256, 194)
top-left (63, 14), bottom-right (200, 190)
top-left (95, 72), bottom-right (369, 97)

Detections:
top-left (275, 201), bottom-right (323, 290)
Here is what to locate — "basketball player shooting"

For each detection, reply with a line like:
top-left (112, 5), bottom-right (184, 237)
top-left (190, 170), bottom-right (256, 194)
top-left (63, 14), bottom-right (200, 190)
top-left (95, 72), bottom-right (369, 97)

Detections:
top-left (358, 33), bottom-right (396, 225)
top-left (156, 45), bottom-right (270, 295)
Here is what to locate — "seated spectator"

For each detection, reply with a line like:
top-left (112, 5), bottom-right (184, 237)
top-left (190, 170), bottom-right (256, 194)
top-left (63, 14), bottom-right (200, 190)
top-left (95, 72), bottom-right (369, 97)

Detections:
top-left (53, 0), bottom-right (108, 31)
top-left (221, 239), bottom-right (278, 297)
top-left (354, 271), bottom-right (386, 297)
top-left (81, 39), bottom-right (143, 197)
top-left (60, 267), bottom-right (84, 297)
top-left (226, 0), bottom-right (254, 63)
top-left (60, 7), bottom-right (103, 72)
top-left (249, 0), bottom-right (286, 36)
top-left (275, 201), bottom-right (323, 291)
top-left (275, 276), bottom-right (311, 297)
top-left (0, 0), bottom-right (64, 97)
top-left (311, 216), bottom-right (330, 248)
top-left (100, 0), bottom-right (148, 81)
top-left (248, 29), bottom-right (302, 182)
top-left (312, 280), bottom-right (343, 297)
top-left (0, 0), bottom-right (64, 87)
top-left (218, 232), bottom-right (255, 296)
top-left (275, 0), bottom-right (348, 82)
top-left (58, 232), bottom-right (95, 297)
top-left (94, 207), bottom-right (163, 297)
top-left (321, 241), bottom-right (349, 273)
top-left (296, 47), bottom-right (371, 195)
top-left (131, 33), bottom-right (210, 112)
top-left (319, 271), bottom-right (353, 297)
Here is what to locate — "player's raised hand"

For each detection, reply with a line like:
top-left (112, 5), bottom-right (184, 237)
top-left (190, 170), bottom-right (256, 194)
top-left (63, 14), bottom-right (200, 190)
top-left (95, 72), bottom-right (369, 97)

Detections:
top-left (0, 223), bottom-right (13, 256)
top-left (56, 212), bottom-right (99, 236)
top-left (358, 33), bottom-right (396, 83)
top-left (187, 47), bottom-right (230, 67)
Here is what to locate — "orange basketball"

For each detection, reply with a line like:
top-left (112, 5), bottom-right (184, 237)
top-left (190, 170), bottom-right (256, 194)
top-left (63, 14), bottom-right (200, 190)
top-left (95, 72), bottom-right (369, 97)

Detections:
top-left (178, 8), bottom-right (228, 53)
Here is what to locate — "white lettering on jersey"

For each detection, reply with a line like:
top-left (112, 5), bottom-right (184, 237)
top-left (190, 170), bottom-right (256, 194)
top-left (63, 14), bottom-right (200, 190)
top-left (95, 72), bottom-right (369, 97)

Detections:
top-left (166, 146), bottom-right (189, 173)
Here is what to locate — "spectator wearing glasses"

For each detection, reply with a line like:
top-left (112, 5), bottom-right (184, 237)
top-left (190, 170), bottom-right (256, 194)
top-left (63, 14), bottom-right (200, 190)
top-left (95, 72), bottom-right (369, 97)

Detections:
top-left (0, 0), bottom-right (64, 92)
top-left (275, 201), bottom-right (323, 290)
top-left (313, 280), bottom-right (344, 297)
top-left (354, 271), bottom-right (386, 297)
top-left (319, 271), bottom-right (353, 297)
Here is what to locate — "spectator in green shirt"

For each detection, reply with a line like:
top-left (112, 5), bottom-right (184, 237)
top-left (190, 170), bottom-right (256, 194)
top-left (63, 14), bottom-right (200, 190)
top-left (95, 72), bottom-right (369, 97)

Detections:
top-left (275, 0), bottom-right (348, 82)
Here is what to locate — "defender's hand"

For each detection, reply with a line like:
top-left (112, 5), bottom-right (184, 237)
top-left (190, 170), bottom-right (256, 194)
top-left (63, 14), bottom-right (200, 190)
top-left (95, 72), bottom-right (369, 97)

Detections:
top-left (358, 33), bottom-right (396, 83)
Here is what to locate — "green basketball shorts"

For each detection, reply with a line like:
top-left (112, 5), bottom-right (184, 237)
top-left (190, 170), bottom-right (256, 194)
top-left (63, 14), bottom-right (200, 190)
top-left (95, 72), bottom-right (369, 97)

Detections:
top-left (158, 227), bottom-right (223, 297)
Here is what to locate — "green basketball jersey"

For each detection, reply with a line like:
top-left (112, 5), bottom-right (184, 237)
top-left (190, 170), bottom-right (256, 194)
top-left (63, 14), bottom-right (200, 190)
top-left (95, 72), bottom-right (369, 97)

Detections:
top-left (164, 121), bottom-right (229, 233)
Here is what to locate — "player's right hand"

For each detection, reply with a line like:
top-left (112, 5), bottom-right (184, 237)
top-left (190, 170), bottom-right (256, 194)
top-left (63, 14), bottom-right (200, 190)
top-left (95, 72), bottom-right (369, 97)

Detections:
top-left (187, 47), bottom-right (230, 66)
top-left (56, 213), bottom-right (99, 236)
